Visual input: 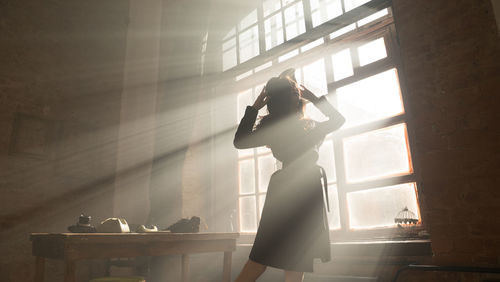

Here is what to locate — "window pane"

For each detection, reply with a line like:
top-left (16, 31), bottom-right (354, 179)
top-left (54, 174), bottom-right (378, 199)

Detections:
top-left (300, 38), bottom-right (325, 52)
top-left (239, 159), bottom-right (256, 194)
top-left (223, 28), bottom-right (236, 41)
top-left (284, 2), bottom-right (305, 39)
top-left (305, 102), bottom-right (327, 122)
top-left (336, 68), bottom-right (404, 128)
top-left (303, 58), bottom-right (328, 95)
top-left (357, 8), bottom-right (388, 26)
top-left (259, 194), bottom-right (266, 218)
top-left (239, 25), bottom-right (260, 63)
top-left (239, 9), bottom-right (258, 30)
top-left (318, 139), bottom-right (336, 182)
top-left (240, 196), bottom-right (257, 232)
top-left (263, 0), bottom-right (281, 17)
top-left (329, 23), bottom-right (356, 40)
top-left (237, 89), bottom-right (253, 121)
top-left (258, 154), bottom-right (276, 192)
top-left (347, 182), bottom-right (420, 229)
top-left (265, 13), bottom-right (284, 50)
top-left (343, 123), bottom-right (412, 183)
top-left (331, 48), bottom-right (354, 81)
top-left (343, 0), bottom-right (371, 12)
top-left (327, 184), bottom-right (341, 230)
top-left (223, 48), bottom-right (237, 71)
top-left (358, 37), bottom-right (387, 66)
top-left (310, 0), bottom-right (343, 27)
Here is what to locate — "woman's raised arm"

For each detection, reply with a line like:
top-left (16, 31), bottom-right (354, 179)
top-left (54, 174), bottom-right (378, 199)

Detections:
top-left (301, 85), bottom-right (346, 138)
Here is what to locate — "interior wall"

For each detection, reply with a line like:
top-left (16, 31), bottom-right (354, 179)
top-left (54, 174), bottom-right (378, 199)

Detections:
top-left (492, 0), bottom-right (500, 34)
top-left (0, 1), bottom-right (129, 281)
top-left (392, 0), bottom-right (500, 267)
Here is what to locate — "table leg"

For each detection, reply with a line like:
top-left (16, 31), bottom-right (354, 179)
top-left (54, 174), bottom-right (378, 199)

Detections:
top-left (64, 260), bottom-right (76, 282)
top-left (34, 257), bottom-right (45, 282)
top-left (222, 251), bottom-right (232, 282)
top-left (181, 254), bottom-right (190, 282)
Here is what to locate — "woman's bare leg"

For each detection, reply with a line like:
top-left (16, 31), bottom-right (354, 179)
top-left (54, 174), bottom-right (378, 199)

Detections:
top-left (284, 270), bottom-right (304, 282)
top-left (235, 259), bottom-right (267, 282)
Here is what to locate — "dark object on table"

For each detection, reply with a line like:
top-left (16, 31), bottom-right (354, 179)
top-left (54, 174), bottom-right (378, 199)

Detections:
top-left (67, 214), bottom-right (96, 233)
top-left (165, 216), bottom-right (200, 233)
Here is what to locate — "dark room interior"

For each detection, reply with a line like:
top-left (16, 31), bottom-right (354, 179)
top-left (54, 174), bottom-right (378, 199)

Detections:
top-left (1, 0), bottom-right (500, 281)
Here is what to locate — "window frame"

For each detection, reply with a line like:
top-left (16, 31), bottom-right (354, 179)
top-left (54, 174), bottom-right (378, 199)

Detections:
top-left (222, 0), bottom-right (424, 243)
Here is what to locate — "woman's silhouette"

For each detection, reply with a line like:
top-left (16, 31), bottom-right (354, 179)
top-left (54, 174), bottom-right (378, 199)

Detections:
top-left (234, 69), bottom-right (345, 282)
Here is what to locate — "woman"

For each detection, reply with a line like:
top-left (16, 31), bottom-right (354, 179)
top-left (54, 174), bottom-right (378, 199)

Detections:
top-left (233, 71), bottom-right (345, 282)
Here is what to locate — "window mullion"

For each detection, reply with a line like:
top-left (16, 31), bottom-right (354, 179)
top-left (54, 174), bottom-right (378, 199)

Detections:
top-left (303, 0), bottom-right (313, 31)
top-left (333, 133), bottom-right (349, 232)
top-left (257, 4), bottom-right (266, 55)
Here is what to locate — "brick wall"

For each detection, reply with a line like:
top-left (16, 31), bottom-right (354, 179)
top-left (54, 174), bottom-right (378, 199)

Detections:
top-left (0, 1), bottom-right (129, 281)
top-left (392, 0), bottom-right (500, 269)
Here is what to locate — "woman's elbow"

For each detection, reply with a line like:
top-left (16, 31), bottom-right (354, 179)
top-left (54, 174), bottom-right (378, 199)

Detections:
top-left (233, 137), bottom-right (246, 149)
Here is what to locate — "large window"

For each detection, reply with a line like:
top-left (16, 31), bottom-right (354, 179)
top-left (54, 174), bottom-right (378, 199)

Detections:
top-left (225, 0), bottom-right (421, 241)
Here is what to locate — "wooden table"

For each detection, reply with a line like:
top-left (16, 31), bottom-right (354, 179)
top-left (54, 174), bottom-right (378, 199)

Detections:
top-left (30, 232), bottom-right (239, 282)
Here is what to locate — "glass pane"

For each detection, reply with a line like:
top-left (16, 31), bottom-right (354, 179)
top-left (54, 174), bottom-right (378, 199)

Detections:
top-left (300, 38), bottom-right (324, 52)
top-left (303, 58), bottom-right (328, 95)
top-left (239, 9), bottom-right (258, 30)
top-left (240, 196), bottom-right (257, 232)
top-left (239, 159), bottom-right (256, 194)
top-left (239, 25), bottom-right (260, 63)
top-left (238, 149), bottom-right (254, 158)
top-left (222, 37), bottom-right (236, 51)
top-left (347, 182), bottom-right (420, 229)
top-left (284, 2), bottom-right (305, 39)
top-left (331, 48), bottom-right (354, 81)
top-left (310, 0), bottom-right (343, 27)
top-left (343, 123), bottom-right (412, 183)
top-left (327, 184), bottom-right (341, 230)
top-left (336, 68), bottom-right (405, 128)
top-left (259, 194), bottom-right (266, 218)
top-left (258, 155), bottom-right (275, 192)
top-left (318, 139), bottom-right (336, 182)
top-left (223, 27), bottom-right (236, 40)
top-left (282, 0), bottom-right (297, 5)
top-left (357, 8), bottom-right (388, 26)
top-left (278, 49), bottom-right (299, 62)
top-left (329, 23), bottom-right (356, 40)
top-left (343, 0), bottom-right (371, 12)
top-left (358, 37), bottom-right (387, 66)
top-left (263, 0), bottom-right (281, 17)
top-left (237, 89), bottom-right (253, 121)
top-left (265, 13), bottom-right (284, 50)
top-left (305, 102), bottom-right (327, 122)
top-left (223, 48), bottom-right (237, 71)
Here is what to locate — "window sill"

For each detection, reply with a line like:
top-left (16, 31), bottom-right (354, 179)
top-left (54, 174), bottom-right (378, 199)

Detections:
top-left (237, 238), bottom-right (432, 258)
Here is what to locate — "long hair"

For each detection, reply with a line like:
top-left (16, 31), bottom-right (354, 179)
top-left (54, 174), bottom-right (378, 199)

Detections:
top-left (256, 77), bottom-right (308, 131)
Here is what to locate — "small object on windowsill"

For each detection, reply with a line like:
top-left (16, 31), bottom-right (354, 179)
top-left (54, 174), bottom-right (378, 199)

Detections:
top-left (67, 214), bottom-right (97, 233)
top-left (395, 207), bottom-right (421, 237)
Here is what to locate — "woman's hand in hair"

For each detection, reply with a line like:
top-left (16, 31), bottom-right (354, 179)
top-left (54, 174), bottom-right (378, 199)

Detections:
top-left (252, 86), bottom-right (268, 110)
top-left (299, 85), bottom-right (319, 104)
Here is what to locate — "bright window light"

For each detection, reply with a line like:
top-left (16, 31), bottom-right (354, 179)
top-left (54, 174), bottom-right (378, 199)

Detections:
top-left (347, 182), bottom-right (420, 229)
top-left (336, 68), bottom-right (404, 128)
top-left (343, 123), bottom-right (412, 183)
top-left (358, 37), bottom-right (387, 66)
top-left (331, 48), bottom-right (354, 81)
